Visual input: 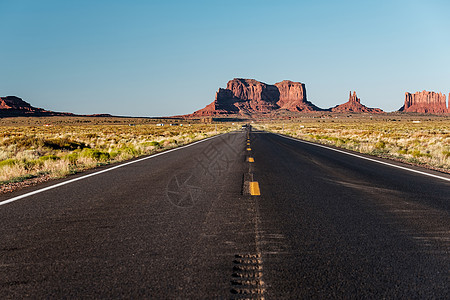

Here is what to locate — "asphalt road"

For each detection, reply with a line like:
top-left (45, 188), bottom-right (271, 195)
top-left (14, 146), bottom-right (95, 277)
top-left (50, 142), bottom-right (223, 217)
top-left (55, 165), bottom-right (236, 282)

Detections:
top-left (0, 129), bottom-right (449, 298)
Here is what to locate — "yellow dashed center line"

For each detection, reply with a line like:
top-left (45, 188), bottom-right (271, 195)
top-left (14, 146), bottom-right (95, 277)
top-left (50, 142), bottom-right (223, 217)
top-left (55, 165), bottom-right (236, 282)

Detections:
top-left (250, 181), bottom-right (260, 196)
top-left (245, 136), bottom-right (260, 196)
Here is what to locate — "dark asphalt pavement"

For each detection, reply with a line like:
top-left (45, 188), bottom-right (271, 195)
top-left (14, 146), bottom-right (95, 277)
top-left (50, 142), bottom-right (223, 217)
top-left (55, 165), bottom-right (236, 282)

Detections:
top-left (251, 131), bottom-right (449, 298)
top-left (0, 129), bottom-right (449, 298)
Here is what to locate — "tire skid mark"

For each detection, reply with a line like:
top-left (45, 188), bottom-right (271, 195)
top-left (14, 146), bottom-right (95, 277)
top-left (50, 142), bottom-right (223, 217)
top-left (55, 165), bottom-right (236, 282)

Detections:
top-left (231, 128), bottom-right (265, 299)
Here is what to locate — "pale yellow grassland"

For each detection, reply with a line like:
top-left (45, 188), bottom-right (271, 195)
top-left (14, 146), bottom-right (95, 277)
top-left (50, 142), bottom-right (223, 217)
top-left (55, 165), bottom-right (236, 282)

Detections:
top-left (255, 115), bottom-right (450, 172)
top-left (0, 117), bottom-right (236, 184)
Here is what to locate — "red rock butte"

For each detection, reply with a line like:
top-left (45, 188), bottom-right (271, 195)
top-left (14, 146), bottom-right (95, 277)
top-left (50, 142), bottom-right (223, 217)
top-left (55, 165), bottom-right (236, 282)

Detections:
top-left (399, 91), bottom-right (449, 114)
top-left (0, 96), bottom-right (36, 111)
top-left (0, 96), bottom-right (94, 117)
top-left (331, 91), bottom-right (383, 113)
top-left (0, 96), bottom-right (57, 116)
top-left (191, 78), bottom-right (322, 116)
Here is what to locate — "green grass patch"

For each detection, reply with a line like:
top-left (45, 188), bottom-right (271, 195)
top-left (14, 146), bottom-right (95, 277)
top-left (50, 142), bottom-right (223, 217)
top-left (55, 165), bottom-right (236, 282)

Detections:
top-left (80, 148), bottom-right (110, 161)
top-left (0, 158), bottom-right (18, 168)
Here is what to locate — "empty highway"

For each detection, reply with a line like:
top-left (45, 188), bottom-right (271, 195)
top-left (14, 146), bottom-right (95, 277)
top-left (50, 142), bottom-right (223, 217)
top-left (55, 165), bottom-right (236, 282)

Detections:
top-left (0, 129), bottom-right (449, 298)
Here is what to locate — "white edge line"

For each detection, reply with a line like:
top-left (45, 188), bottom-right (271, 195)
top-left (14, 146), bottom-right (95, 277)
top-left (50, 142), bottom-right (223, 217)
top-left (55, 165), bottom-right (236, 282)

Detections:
top-left (0, 133), bottom-right (226, 207)
top-left (274, 133), bottom-right (450, 183)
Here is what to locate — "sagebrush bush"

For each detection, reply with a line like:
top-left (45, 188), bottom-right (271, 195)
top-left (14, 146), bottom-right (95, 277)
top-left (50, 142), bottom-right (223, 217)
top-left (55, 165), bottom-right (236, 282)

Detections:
top-left (80, 148), bottom-right (110, 161)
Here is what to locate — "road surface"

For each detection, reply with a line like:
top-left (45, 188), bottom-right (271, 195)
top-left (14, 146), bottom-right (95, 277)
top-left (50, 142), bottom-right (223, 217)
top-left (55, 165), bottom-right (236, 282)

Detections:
top-left (0, 129), bottom-right (449, 298)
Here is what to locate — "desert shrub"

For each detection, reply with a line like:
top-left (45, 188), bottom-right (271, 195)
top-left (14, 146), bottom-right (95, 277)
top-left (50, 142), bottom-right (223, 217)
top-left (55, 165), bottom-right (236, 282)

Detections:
top-left (109, 151), bottom-right (120, 159)
top-left (148, 141), bottom-right (160, 147)
top-left (43, 138), bottom-right (86, 151)
top-left (80, 148), bottom-right (110, 161)
top-left (120, 146), bottom-right (140, 156)
top-left (39, 155), bottom-right (60, 162)
top-left (63, 153), bottom-right (79, 164)
top-left (375, 141), bottom-right (386, 149)
top-left (0, 158), bottom-right (18, 168)
top-left (22, 159), bottom-right (38, 170)
top-left (410, 150), bottom-right (431, 158)
top-left (141, 141), bottom-right (160, 148)
top-left (84, 133), bottom-right (98, 139)
top-left (1, 136), bottom-right (43, 149)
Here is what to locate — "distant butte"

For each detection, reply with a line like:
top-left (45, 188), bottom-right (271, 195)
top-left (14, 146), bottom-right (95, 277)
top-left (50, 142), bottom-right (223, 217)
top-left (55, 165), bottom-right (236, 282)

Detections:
top-left (0, 96), bottom-right (112, 117)
top-left (0, 96), bottom-right (71, 117)
top-left (399, 91), bottom-right (448, 114)
top-left (0, 96), bottom-right (35, 111)
top-left (331, 91), bottom-right (383, 113)
top-left (191, 78), bottom-right (322, 116)
top-left (189, 79), bottom-right (450, 116)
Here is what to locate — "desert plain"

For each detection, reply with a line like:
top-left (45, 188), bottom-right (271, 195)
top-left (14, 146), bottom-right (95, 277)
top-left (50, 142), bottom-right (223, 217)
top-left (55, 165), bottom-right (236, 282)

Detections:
top-left (0, 113), bottom-right (448, 193)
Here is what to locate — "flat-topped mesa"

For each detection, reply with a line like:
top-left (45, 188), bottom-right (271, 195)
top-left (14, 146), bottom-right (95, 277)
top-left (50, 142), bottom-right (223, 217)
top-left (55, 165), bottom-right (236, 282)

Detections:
top-left (399, 91), bottom-right (448, 114)
top-left (331, 91), bottom-right (383, 113)
top-left (191, 78), bottom-right (322, 116)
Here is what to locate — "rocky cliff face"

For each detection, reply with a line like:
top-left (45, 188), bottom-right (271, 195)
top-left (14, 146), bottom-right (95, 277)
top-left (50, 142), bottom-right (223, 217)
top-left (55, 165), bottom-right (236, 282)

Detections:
top-left (331, 91), bottom-right (383, 113)
top-left (226, 79), bottom-right (281, 113)
top-left (399, 91), bottom-right (448, 114)
top-left (192, 78), bottom-right (321, 116)
top-left (226, 79), bottom-right (280, 103)
top-left (274, 80), bottom-right (318, 111)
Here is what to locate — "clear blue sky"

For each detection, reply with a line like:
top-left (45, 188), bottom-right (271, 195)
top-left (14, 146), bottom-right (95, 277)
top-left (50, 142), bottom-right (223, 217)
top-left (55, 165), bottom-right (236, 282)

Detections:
top-left (1, 0), bottom-right (449, 116)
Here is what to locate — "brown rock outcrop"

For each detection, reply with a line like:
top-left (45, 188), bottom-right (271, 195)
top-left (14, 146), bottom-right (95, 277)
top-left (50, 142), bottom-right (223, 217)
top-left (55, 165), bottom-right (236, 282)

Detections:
top-left (274, 80), bottom-right (318, 111)
top-left (192, 78), bottom-right (321, 116)
top-left (331, 91), bottom-right (383, 113)
top-left (0, 96), bottom-right (74, 117)
top-left (191, 88), bottom-right (239, 116)
top-left (0, 96), bottom-right (35, 110)
top-left (226, 79), bottom-right (280, 113)
top-left (399, 91), bottom-right (448, 114)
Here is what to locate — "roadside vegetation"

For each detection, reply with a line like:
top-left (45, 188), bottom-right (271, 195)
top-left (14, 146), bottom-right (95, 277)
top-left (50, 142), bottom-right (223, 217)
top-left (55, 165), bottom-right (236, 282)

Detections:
top-left (0, 117), bottom-right (235, 185)
top-left (256, 115), bottom-right (450, 173)
top-left (2, 114), bottom-right (448, 189)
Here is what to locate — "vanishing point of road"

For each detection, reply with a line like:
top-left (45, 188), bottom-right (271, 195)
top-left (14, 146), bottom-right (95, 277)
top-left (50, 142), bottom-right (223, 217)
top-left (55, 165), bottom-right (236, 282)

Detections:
top-left (1, 128), bottom-right (449, 298)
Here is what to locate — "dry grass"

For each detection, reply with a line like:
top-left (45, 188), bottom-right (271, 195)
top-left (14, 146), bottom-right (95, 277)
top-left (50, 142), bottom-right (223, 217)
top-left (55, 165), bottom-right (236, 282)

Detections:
top-left (2, 114), bottom-right (448, 187)
top-left (0, 117), bottom-right (237, 184)
top-left (255, 114), bottom-right (450, 172)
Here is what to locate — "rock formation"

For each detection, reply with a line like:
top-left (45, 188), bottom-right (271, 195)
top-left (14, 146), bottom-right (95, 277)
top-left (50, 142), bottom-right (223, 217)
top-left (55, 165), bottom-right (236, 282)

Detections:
top-left (0, 96), bottom-right (74, 117)
top-left (399, 91), bottom-right (448, 114)
top-left (0, 96), bottom-right (36, 111)
top-left (192, 78), bottom-right (322, 116)
top-left (275, 80), bottom-right (318, 111)
top-left (331, 91), bottom-right (383, 113)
